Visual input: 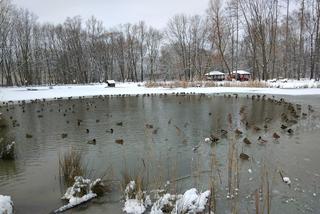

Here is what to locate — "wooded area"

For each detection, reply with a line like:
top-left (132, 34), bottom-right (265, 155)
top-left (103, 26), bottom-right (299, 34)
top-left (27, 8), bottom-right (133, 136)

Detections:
top-left (0, 0), bottom-right (320, 86)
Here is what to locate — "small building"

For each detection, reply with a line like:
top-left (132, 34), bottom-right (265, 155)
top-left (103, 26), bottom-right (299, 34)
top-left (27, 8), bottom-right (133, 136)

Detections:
top-left (205, 71), bottom-right (225, 81)
top-left (232, 70), bottom-right (251, 81)
top-left (106, 80), bottom-right (115, 87)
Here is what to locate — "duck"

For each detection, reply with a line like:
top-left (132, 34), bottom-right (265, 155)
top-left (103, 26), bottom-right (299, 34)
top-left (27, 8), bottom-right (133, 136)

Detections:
top-left (86, 129), bottom-right (90, 133)
top-left (253, 126), bottom-right (261, 132)
top-left (145, 124), bottom-right (153, 129)
top-left (77, 119), bottom-right (82, 126)
top-left (106, 128), bottom-right (114, 134)
top-left (220, 129), bottom-right (228, 136)
top-left (115, 139), bottom-right (124, 145)
top-left (243, 137), bottom-right (252, 145)
top-left (281, 124), bottom-right (288, 129)
top-left (87, 139), bottom-right (96, 145)
top-left (264, 117), bottom-right (272, 123)
top-left (258, 136), bottom-right (268, 144)
top-left (235, 128), bottom-right (243, 135)
top-left (61, 133), bottom-right (68, 138)
top-left (210, 134), bottom-right (219, 143)
top-left (240, 152), bottom-right (250, 160)
top-left (287, 129), bottom-right (294, 134)
top-left (273, 132), bottom-right (280, 139)
top-left (26, 133), bottom-right (33, 138)
top-left (116, 121), bottom-right (123, 126)
top-left (152, 128), bottom-right (159, 134)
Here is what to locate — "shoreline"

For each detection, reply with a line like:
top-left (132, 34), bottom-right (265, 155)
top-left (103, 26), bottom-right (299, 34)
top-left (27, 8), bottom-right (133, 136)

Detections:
top-left (1, 82), bottom-right (320, 103)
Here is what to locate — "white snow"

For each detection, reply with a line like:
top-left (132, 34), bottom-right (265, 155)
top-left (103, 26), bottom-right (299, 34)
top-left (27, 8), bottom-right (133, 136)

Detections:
top-left (0, 195), bottom-right (13, 214)
top-left (174, 188), bottom-right (211, 213)
top-left (6, 142), bottom-right (15, 152)
top-left (123, 199), bottom-right (146, 214)
top-left (0, 80), bottom-right (320, 102)
top-left (205, 71), bottom-right (225, 76)
top-left (123, 181), bottom-right (211, 214)
top-left (55, 193), bottom-right (97, 213)
top-left (123, 180), bottom-right (148, 214)
top-left (54, 176), bottom-right (101, 213)
top-left (150, 193), bottom-right (181, 214)
top-left (283, 177), bottom-right (291, 185)
top-left (232, 70), bottom-right (250, 75)
top-left (204, 138), bottom-right (211, 143)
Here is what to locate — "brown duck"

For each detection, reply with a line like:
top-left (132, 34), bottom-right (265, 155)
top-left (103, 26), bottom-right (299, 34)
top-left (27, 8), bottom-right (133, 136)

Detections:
top-left (243, 137), bottom-right (252, 145)
top-left (240, 152), bottom-right (250, 160)
top-left (273, 132), bottom-right (280, 139)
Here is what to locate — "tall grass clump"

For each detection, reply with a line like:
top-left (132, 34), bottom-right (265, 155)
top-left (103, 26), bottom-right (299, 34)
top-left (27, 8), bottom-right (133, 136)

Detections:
top-left (59, 148), bottom-right (86, 186)
top-left (121, 169), bottom-right (145, 200)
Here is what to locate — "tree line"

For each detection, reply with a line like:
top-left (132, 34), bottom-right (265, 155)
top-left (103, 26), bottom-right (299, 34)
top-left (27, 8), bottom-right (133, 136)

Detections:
top-left (0, 0), bottom-right (320, 86)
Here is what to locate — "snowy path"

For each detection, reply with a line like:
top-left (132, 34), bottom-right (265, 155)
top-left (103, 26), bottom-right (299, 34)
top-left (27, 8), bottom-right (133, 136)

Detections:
top-left (0, 82), bottom-right (320, 102)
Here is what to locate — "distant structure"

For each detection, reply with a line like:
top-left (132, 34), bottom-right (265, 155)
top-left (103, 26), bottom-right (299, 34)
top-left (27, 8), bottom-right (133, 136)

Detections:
top-left (230, 70), bottom-right (251, 81)
top-left (106, 80), bottom-right (115, 87)
top-left (205, 71), bottom-right (225, 81)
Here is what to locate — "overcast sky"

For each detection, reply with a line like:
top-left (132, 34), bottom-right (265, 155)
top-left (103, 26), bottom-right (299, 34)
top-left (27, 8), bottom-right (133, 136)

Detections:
top-left (12, 0), bottom-right (209, 29)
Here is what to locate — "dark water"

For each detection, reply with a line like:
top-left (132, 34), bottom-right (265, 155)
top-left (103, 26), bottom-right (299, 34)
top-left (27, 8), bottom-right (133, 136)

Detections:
top-left (0, 94), bottom-right (320, 213)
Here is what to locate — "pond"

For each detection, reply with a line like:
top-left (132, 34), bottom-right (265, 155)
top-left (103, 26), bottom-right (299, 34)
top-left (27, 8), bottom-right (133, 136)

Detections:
top-left (1, 94), bottom-right (320, 213)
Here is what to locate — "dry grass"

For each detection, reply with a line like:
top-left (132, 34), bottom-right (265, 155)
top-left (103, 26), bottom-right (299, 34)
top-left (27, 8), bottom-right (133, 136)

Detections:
top-left (121, 170), bottom-right (145, 200)
top-left (145, 80), bottom-right (268, 88)
top-left (145, 81), bottom-right (201, 88)
top-left (223, 81), bottom-right (268, 88)
top-left (59, 148), bottom-right (86, 186)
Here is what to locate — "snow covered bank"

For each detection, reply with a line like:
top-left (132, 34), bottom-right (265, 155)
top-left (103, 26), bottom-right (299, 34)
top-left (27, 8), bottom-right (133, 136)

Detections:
top-left (1, 81), bottom-right (320, 103)
top-left (0, 195), bottom-right (13, 214)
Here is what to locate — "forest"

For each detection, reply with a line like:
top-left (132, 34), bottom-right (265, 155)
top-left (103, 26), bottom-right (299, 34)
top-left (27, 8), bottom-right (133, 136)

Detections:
top-left (0, 0), bottom-right (320, 86)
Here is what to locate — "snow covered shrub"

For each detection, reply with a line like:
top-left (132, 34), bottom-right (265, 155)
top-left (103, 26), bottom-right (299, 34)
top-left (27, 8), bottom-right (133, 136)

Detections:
top-left (173, 188), bottom-right (211, 214)
top-left (123, 180), bottom-right (150, 214)
top-left (0, 140), bottom-right (15, 160)
top-left (0, 195), bottom-right (13, 214)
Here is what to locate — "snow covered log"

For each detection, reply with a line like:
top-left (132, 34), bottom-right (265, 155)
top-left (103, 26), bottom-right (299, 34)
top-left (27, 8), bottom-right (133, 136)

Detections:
top-left (54, 176), bottom-right (104, 213)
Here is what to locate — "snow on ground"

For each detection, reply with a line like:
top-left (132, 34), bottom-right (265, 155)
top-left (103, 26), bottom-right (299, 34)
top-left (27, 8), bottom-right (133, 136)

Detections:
top-left (0, 80), bottom-right (320, 103)
top-left (123, 199), bottom-right (146, 214)
top-left (0, 195), bottom-right (13, 214)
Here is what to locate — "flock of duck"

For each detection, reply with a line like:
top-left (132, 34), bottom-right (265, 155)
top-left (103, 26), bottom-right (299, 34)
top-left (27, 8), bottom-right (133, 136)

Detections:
top-left (198, 94), bottom-right (314, 161)
top-left (0, 93), bottom-right (314, 157)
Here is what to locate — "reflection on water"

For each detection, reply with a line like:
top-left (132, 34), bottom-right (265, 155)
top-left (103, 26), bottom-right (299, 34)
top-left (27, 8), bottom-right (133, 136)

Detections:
top-left (0, 95), bottom-right (320, 213)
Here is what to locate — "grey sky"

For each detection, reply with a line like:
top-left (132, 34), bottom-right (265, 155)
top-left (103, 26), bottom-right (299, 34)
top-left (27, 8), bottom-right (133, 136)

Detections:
top-left (12, 0), bottom-right (209, 29)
